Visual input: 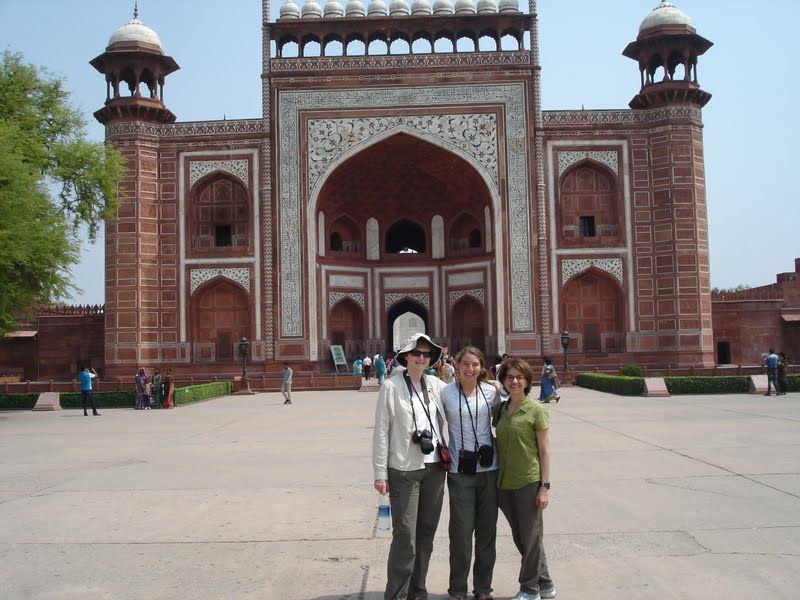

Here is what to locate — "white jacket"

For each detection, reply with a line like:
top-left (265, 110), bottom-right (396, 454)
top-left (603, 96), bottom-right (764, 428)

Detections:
top-left (372, 369), bottom-right (446, 481)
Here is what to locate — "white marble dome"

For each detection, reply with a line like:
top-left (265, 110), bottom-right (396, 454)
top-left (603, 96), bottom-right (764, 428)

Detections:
top-left (411, 0), bottom-right (432, 14)
top-left (454, 0), bottom-right (476, 14)
top-left (639, 1), bottom-right (694, 32)
top-left (279, 0), bottom-right (302, 18)
top-left (497, 0), bottom-right (519, 14)
top-left (476, 0), bottom-right (497, 14)
top-left (367, 0), bottom-right (389, 16)
top-left (432, 0), bottom-right (454, 15)
top-left (301, 0), bottom-right (323, 17)
top-left (324, 0), bottom-right (346, 17)
top-left (108, 16), bottom-right (162, 50)
top-left (346, 0), bottom-right (367, 16)
top-left (389, 0), bottom-right (411, 15)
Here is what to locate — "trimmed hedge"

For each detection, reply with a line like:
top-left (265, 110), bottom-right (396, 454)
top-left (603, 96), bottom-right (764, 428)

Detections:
top-left (174, 381), bottom-right (232, 405)
top-left (576, 373), bottom-right (644, 396)
top-left (61, 391), bottom-right (136, 408)
top-left (620, 365), bottom-right (643, 377)
top-left (664, 376), bottom-right (749, 395)
top-left (0, 394), bottom-right (38, 410)
top-left (786, 374), bottom-right (800, 392)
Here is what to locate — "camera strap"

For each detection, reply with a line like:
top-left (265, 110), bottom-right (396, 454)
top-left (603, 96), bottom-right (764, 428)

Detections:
top-left (404, 372), bottom-right (439, 443)
top-left (459, 383), bottom-right (488, 452)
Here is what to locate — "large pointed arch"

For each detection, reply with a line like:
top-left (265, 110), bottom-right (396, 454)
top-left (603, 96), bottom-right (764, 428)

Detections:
top-left (306, 130), bottom-right (505, 359)
top-left (562, 268), bottom-right (625, 353)
top-left (387, 298), bottom-right (429, 353)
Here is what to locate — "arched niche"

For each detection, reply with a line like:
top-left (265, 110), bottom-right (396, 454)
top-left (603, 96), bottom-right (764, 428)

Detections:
top-left (329, 298), bottom-right (365, 358)
top-left (558, 162), bottom-right (620, 246)
top-left (328, 214), bottom-right (362, 255)
top-left (562, 269), bottom-right (624, 353)
top-left (386, 218), bottom-right (426, 254)
top-left (188, 174), bottom-right (250, 258)
top-left (191, 279), bottom-right (250, 361)
top-left (449, 212), bottom-right (483, 256)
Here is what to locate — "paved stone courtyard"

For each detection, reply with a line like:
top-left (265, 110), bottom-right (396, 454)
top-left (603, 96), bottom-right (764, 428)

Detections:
top-left (1, 387), bottom-right (798, 599)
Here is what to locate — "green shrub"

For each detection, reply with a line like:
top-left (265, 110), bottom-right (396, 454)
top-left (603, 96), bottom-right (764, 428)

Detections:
top-left (664, 376), bottom-right (750, 395)
top-left (786, 374), bottom-right (800, 392)
top-left (61, 391), bottom-right (136, 408)
top-left (174, 381), bottom-right (232, 405)
top-left (0, 394), bottom-right (38, 410)
top-left (620, 364), bottom-right (643, 377)
top-left (576, 373), bottom-right (644, 396)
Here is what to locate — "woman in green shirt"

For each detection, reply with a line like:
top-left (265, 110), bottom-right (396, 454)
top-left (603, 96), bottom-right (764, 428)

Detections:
top-left (494, 358), bottom-right (556, 600)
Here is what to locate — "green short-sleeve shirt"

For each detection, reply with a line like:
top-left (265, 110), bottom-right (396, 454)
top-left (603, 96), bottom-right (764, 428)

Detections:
top-left (495, 397), bottom-right (549, 490)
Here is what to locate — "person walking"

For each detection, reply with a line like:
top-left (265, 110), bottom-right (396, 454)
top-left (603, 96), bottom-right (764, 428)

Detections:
top-left (162, 368), bottom-right (176, 409)
top-left (494, 357), bottom-right (557, 600)
top-left (376, 354), bottom-right (387, 384)
top-left (441, 347), bottom-right (501, 600)
top-left (353, 356), bottom-right (363, 378)
top-left (765, 349), bottom-right (780, 396)
top-left (281, 362), bottom-right (293, 404)
top-left (135, 368), bottom-right (150, 410)
top-left (538, 358), bottom-right (560, 403)
top-left (78, 366), bottom-right (100, 416)
top-left (363, 355), bottom-right (373, 381)
top-left (373, 333), bottom-right (448, 600)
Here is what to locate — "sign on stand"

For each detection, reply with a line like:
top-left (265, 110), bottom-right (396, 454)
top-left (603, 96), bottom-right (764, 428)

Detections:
top-left (330, 345), bottom-right (349, 374)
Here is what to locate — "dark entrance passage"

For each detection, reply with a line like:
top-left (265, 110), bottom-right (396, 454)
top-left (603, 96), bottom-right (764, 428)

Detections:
top-left (717, 341), bottom-right (731, 364)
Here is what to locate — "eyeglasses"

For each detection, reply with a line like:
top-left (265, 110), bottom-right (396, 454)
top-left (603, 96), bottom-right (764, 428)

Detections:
top-left (505, 375), bottom-right (527, 382)
top-left (408, 349), bottom-right (433, 357)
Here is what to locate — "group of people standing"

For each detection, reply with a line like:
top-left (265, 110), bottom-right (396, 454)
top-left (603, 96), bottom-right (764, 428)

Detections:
top-left (373, 333), bottom-right (555, 600)
top-left (764, 349), bottom-right (790, 396)
top-left (354, 353), bottom-right (390, 383)
top-left (134, 367), bottom-right (176, 409)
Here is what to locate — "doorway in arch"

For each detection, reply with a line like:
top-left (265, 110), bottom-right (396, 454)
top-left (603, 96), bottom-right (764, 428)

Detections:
top-left (387, 299), bottom-right (428, 352)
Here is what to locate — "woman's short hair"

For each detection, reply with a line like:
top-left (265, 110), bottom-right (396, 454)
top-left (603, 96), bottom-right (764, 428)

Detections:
top-left (497, 357), bottom-right (534, 396)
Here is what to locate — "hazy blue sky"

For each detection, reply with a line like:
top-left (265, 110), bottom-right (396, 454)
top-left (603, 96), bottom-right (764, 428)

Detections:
top-left (1, 0), bottom-right (798, 304)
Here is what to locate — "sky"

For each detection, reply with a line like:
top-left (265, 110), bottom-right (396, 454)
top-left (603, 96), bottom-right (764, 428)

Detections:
top-left (1, 0), bottom-right (798, 304)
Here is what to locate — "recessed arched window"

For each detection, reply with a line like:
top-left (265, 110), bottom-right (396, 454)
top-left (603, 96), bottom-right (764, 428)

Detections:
top-left (386, 219), bottom-right (426, 254)
top-left (328, 215), bottom-right (361, 254)
top-left (468, 228), bottom-right (481, 248)
top-left (190, 175), bottom-right (250, 255)
top-left (449, 212), bottom-right (483, 255)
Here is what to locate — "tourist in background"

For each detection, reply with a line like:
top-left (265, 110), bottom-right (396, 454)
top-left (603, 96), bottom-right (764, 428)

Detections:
top-left (281, 362), bottom-right (293, 404)
top-left (538, 358), bottom-right (560, 404)
top-left (495, 358), bottom-right (556, 600)
top-left (443, 357), bottom-right (455, 384)
top-left (135, 368), bottom-right (150, 410)
top-left (441, 346), bottom-right (500, 600)
top-left (777, 352), bottom-right (788, 395)
top-left (78, 366), bottom-right (99, 416)
top-left (376, 353), bottom-right (387, 384)
top-left (363, 354), bottom-right (373, 381)
top-left (765, 349), bottom-right (780, 396)
top-left (151, 368), bottom-right (163, 408)
top-left (353, 356), bottom-right (363, 378)
top-left (162, 368), bottom-right (176, 409)
top-left (373, 333), bottom-right (447, 600)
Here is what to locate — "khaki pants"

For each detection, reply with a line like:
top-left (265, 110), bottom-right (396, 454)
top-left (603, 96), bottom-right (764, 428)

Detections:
top-left (385, 464), bottom-right (446, 600)
top-left (281, 381), bottom-right (291, 402)
top-left (497, 482), bottom-right (553, 594)
top-left (447, 470), bottom-right (498, 597)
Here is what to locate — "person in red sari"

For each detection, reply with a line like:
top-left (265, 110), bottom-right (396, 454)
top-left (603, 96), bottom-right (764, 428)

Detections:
top-left (162, 368), bottom-right (176, 409)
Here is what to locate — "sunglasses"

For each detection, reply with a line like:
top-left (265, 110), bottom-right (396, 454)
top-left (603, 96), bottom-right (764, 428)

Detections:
top-left (408, 349), bottom-right (433, 357)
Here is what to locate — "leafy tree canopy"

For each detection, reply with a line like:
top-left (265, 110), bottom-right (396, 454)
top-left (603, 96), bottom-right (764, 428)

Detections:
top-left (0, 51), bottom-right (123, 334)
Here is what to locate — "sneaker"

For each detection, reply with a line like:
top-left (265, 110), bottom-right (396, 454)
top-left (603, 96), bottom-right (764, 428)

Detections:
top-left (474, 594), bottom-right (494, 600)
top-left (512, 592), bottom-right (540, 600)
top-left (540, 585), bottom-right (557, 599)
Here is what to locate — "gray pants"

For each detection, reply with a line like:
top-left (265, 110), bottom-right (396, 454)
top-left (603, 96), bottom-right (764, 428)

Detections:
top-left (497, 482), bottom-right (553, 594)
top-left (385, 464), bottom-right (446, 600)
top-left (447, 470), bottom-right (498, 597)
top-left (281, 381), bottom-right (292, 402)
top-left (767, 368), bottom-right (780, 394)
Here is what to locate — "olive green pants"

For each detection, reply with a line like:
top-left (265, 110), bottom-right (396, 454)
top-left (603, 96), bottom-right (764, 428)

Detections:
top-left (385, 464), bottom-right (446, 600)
top-left (446, 470), bottom-right (498, 597)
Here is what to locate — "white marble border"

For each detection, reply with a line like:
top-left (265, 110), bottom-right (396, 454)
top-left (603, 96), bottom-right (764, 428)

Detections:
top-left (277, 83), bottom-right (532, 356)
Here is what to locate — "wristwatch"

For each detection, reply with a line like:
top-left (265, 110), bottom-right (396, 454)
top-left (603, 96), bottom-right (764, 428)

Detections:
top-left (541, 482), bottom-right (551, 489)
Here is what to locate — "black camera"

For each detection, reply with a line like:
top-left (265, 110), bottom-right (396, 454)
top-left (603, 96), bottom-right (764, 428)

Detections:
top-left (412, 430), bottom-right (435, 455)
top-left (458, 449), bottom-right (479, 475)
top-left (478, 444), bottom-right (494, 468)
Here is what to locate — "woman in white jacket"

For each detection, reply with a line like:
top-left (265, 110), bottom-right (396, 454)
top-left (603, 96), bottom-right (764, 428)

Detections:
top-left (373, 333), bottom-right (448, 600)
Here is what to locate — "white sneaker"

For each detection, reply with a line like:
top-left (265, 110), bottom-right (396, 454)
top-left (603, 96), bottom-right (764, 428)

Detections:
top-left (512, 592), bottom-right (540, 600)
top-left (540, 585), bottom-right (557, 599)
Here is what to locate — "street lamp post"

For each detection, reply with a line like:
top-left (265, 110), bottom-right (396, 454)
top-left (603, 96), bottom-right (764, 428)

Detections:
top-left (237, 337), bottom-right (250, 391)
top-left (560, 330), bottom-right (570, 375)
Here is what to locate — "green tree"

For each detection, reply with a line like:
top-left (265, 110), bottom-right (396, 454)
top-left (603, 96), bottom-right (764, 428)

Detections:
top-left (0, 51), bottom-right (123, 334)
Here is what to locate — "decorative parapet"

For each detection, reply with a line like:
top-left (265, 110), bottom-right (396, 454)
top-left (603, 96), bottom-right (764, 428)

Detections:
top-left (271, 51), bottom-right (531, 73)
top-left (712, 285), bottom-right (783, 302)
top-left (105, 119), bottom-right (265, 139)
top-left (542, 105), bottom-right (702, 127)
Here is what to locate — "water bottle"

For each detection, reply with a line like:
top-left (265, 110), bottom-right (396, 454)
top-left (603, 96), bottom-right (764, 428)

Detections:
top-left (377, 494), bottom-right (391, 532)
